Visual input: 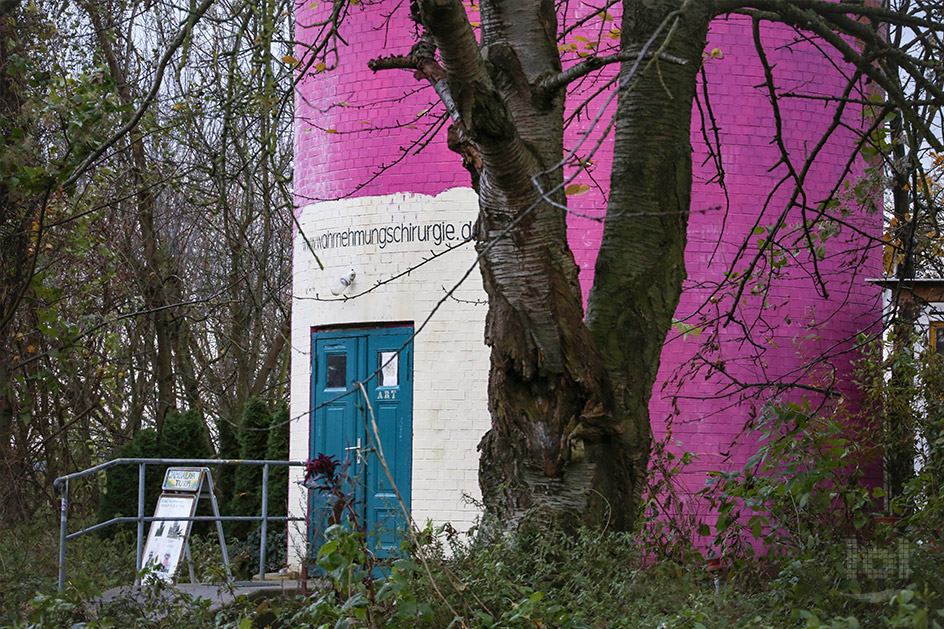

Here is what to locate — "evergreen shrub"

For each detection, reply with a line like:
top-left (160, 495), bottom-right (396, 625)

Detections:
top-left (97, 410), bottom-right (212, 535)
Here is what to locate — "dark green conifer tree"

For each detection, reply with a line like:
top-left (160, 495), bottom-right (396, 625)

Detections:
top-left (229, 397), bottom-right (272, 538)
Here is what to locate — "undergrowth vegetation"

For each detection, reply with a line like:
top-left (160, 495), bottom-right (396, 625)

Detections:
top-left (6, 511), bottom-right (944, 628)
top-left (0, 512), bottom-right (136, 625)
top-left (7, 346), bottom-right (944, 627)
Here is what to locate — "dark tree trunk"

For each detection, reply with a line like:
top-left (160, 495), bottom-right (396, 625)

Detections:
top-left (251, 316), bottom-right (290, 397)
top-left (417, 0), bottom-right (709, 531)
top-left (586, 1), bottom-right (710, 520)
top-left (0, 15), bottom-right (20, 492)
top-left (885, 101), bottom-right (918, 503)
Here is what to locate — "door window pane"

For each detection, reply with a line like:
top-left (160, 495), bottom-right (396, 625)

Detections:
top-left (932, 323), bottom-right (944, 355)
top-left (326, 354), bottom-right (347, 388)
top-left (379, 351), bottom-right (398, 387)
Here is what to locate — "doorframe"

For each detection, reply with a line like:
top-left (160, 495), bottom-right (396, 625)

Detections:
top-left (307, 323), bottom-right (415, 553)
top-left (312, 320), bottom-right (413, 333)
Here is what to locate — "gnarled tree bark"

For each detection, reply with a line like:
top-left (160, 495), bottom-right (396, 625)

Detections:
top-left (404, 0), bottom-right (709, 530)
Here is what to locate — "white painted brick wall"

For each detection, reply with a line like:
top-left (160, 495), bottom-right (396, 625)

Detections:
top-left (287, 187), bottom-right (490, 569)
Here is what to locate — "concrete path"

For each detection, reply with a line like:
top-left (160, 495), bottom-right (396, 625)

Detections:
top-left (97, 578), bottom-right (301, 613)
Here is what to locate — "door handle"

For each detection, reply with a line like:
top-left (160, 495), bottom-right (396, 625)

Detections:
top-left (344, 438), bottom-right (363, 464)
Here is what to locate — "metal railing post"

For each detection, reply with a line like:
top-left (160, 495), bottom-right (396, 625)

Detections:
top-left (259, 463), bottom-right (269, 581)
top-left (57, 478), bottom-right (69, 591)
top-left (135, 462), bottom-right (145, 586)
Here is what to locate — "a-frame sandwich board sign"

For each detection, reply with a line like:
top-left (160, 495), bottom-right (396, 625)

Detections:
top-left (139, 467), bottom-right (231, 585)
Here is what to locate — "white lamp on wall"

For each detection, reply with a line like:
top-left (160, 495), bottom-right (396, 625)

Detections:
top-left (331, 270), bottom-right (356, 296)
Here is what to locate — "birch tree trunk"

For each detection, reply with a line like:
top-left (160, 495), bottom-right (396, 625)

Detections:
top-left (416, 0), bottom-right (709, 530)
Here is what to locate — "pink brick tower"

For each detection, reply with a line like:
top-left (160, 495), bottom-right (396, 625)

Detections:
top-left (561, 14), bottom-right (882, 525)
top-left (289, 4), bottom-right (881, 554)
top-left (659, 18), bottom-right (880, 526)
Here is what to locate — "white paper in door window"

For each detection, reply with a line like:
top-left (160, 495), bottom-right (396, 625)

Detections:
top-left (379, 351), bottom-right (398, 387)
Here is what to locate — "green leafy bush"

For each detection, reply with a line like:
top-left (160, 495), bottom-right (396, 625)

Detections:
top-left (213, 411), bottom-right (241, 510)
top-left (0, 512), bottom-right (136, 626)
top-left (703, 396), bottom-right (880, 557)
top-left (226, 527), bottom-right (287, 578)
top-left (96, 428), bottom-right (162, 533)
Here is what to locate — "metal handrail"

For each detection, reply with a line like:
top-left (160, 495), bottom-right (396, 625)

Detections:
top-left (53, 458), bottom-right (303, 489)
top-left (54, 458), bottom-right (308, 590)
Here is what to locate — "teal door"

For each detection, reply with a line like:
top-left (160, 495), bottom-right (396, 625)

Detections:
top-left (310, 326), bottom-right (413, 558)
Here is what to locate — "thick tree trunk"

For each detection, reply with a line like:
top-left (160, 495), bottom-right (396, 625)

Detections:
top-left (0, 15), bottom-right (20, 492)
top-left (251, 316), bottom-right (290, 397)
top-left (0, 359), bottom-right (26, 521)
top-left (586, 1), bottom-right (710, 517)
top-left (419, 0), bottom-right (708, 531)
